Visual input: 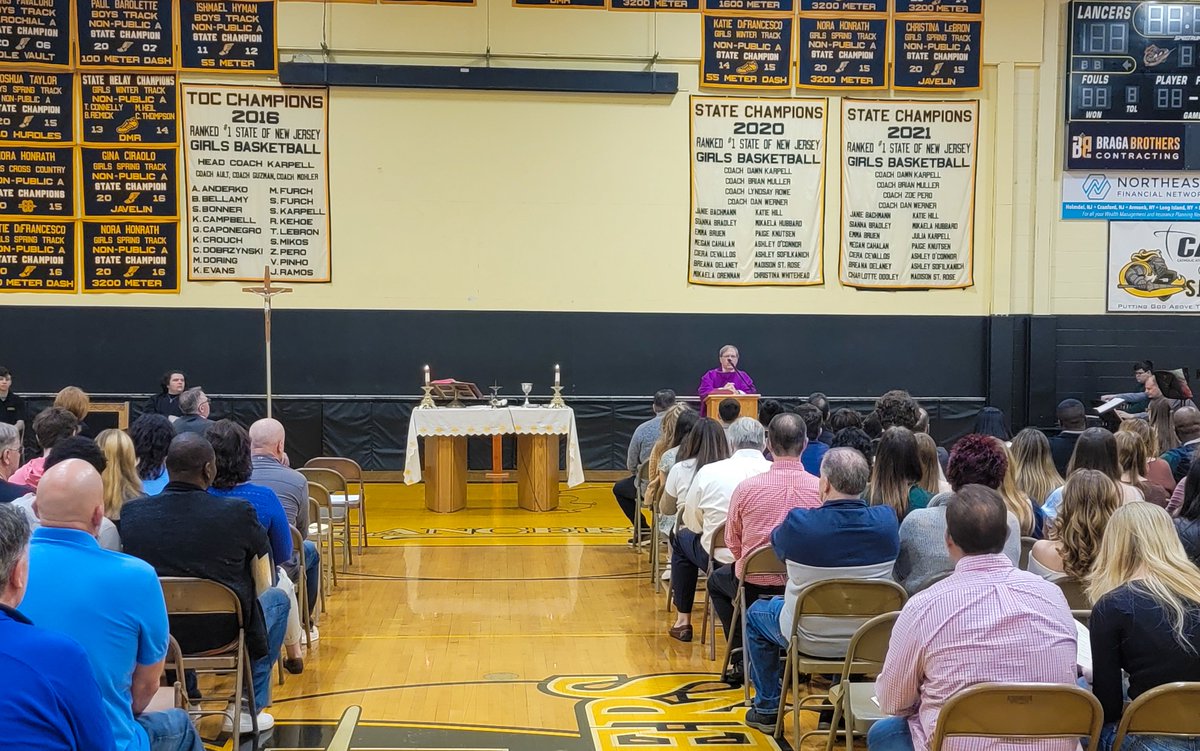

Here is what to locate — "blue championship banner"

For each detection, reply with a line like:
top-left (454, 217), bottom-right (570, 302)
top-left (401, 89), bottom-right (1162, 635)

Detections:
top-left (704, 0), bottom-right (792, 11)
top-left (78, 0), bottom-right (175, 69)
top-left (799, 0), bottom-right (885, 10)
top-left (702, 15), bottom-right (794, 89)
top-left (0, 0), bottom-right (72, 69)
top-left (82, 220), bottom-right (177, 292)
top-left (797, 16), bottom-right (887, 89)
top-left (513, 0), bottom-right (606, 8)
top-left (180, 0), bottom-right (278, 73)
top-left (0, 219), bottom-right (76, 292)
top-left (0, 145), bottom-right (73, 217)
top-left (81, 73), bottom-right (177, 145)
top-left (610, 0), bottom-right (697, 10)
top-left (80, 147), bottom-right (177, 218)
top-left (0, 72), bottom-right (73, 143)
top-left (1066, 122), bottom-right (1200, 172)
top-left (892, 18), bottom-right (982, 90)
top-left (894, 0), bottom-right (981, 12)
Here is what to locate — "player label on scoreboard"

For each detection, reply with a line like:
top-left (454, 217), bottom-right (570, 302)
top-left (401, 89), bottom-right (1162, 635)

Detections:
top-left (702, 16), bottom-right (794, 89)
top-left (0, 219), bottom-right (75, 292)
top-left (0, 72), bottom-right (73, 143)
top-left (81, 147), bottom-right (177, 218)
top-left (81, 73), bottom-right (178, 145)
top-left (893, 18), bottom-right (982, 90)
top-left (0, 145), bottom-right (73, 217)
top-left (1108, 222), bottom-right (1200, 313)
top-left (183, 85), bottom-right (331, 282)
top-left (689, 96), bottom-right (827, 286)
top-left (180, 0), bottom-right (278, 73)
top-left (797, 16), bottom-right (887, 89)
top-left (82, 220), bottom-right (178, 292)
top-left (78, 0), bottom-right (175, 69)
top-left (840, 99), bottom-right (979, 289)
top-left (0, 0), bottom-right (72, 68)
top-left (1066, 1), bottom-right (1200, 171)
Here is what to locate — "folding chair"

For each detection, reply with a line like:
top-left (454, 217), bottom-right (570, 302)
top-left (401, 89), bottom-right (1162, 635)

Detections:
top-left (159, 577), bottom-right (260, 749)
top-left (300, 467), bottom-right (353, 569)
top-left (309, 494), bottom-right (335, 602)
top-left (290, 525), bottom-right (313, 649)
top-left (146, 636), bottom-right (189, 714)
top-left (632, 462), bottom-right (650, 548)
top-left (1110, 682), bottom-right (1200, 751)
top-left (817, 613), bottom-right (899, 751)
top-left (1055, 577), bottom-right (1090, 610)
top-left (929, 682), bottom-right (1104, 751)
top-left (307, 481), bottom-right (347, 580)
top-left (700, 523), bottom-right (726, 660)
top-left (1019, 536), bottom-right (1037, 570)
top-left (774, 579), bottom-right (908, 750)
top-left (305, 457), bottom-right (368, 554)
top-left (717, 545), bottom-right (788, 703)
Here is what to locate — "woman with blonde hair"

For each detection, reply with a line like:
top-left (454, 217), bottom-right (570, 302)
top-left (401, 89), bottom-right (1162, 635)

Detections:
top-left (1118, 417), bottom-right (1177, 493)
top-left (1149, 398), bottom-right (1181, 454)
top-left (994, 439), bottom-right (1037, 537)
top-left (1030, 469), bottom-right (1121, 581)
top-left (95, 429), bottom-right (143, 521)
top-left (1088, 502), bottom-right (1200, 751)
top-left (913, 432), bottom-right (950, 495)
top-left (1116, 430), bottom-right (1169, 508)
top-left (1010, 427), bottom-right (1064, 509)
top-left (644, 404), bottom-right (694, 515)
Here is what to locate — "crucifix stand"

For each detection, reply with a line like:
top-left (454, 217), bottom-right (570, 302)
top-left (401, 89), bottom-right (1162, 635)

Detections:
top-left (242, 267), bottom-right (292, 418)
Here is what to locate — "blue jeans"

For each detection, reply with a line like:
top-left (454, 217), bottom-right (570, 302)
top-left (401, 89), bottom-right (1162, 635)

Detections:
top-left (137, 708), bottom-right (203, 751)
top-left (1100, 723), bottom-right (1200, 751)
top-left (746, 596), bottom-right (789, 714)
top-left (303, 540), bottom-right (320, 612)
top-left (252, 587), bottom-right (290, 711)
top-left (867, 716), bottom-right (915, 751)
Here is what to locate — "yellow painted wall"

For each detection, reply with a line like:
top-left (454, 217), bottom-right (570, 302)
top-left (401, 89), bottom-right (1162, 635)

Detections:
top-left (8, 0), bottom-right (1105, 315)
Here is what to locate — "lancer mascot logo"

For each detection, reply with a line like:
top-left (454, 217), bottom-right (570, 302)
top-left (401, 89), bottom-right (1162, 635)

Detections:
top-left (1117, 248), bottom-right (1187, 301)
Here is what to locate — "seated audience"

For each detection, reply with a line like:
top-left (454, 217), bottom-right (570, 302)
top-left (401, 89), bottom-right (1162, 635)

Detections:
top-left (868, 427), bottom-right (931, 519)
top-left (21, 460), bottom-right (202, 751)
top-left (121, 434), bottom-right (289, 734)
top-left (670, 418), bottom-right (769, 641)
top-left (718, 398), bottom-right (741, 428)
top-left (796, 403), bottom-right (829, 476)
top-left (1118, 417), bottom-right (1176, 493)
top-left (1010, 427), bottom-right (1064, 524)
top-left (914, 408), bottom-right (950, 472)
top-left (828, 408), bottom-right (863, 434)
top-left (831, 426), bottom-right (874, 467)
top-left (13, 436), bottom-right (121, 551)
top-left (1029, 469), bottom-right (1120, 583)
top-left (1089, 503), bottom-right (1200, 751)
top-left (707, 413), bottom-right (820, 683)
top-left (249, 418), bottom-right (322, 626)
top-left (0, 365), bottom-right (27, 439)
top-left (10, 407), bottom-right (77, 490)
top-left (973, 406), bottom-right (1011, 441)
top-left (207, 419), bottom-right (304, 674)
top-left (1048, 398), bottom-right (1087, 476)
top-left (757, 399), bottom-right (785, 431)
top-left (130, 414), bottom-right (174, 496)
top-left (913, 432), bottom-right (950, 496)
top-left (807, 392), bottom-right (834, 444)
top-left (863, 411), bottom-right (884, 440)
top-left (0, 423), bottom-right (29, 502)
top-left (147, 370), bottom-right (186, 419)
top-left (644, 404), bottom-right (690, 510)
top-left (1162, 405), bottom-right (1200, 484)
top-left (172, 387), bottom-right (213, 437)
top-left (1101, 359), bottom-right (1155, 419)
top-left (742, 448), bottom-right (899, 731)
top-left (0, 503), bottom-right (115, 750)
top-left (1043, 428), bottom-right (1144, 520)
top-left (995, 439), bottom-right (1038, 538)
top-left (1174, 460), bottom-right (1200, 565)
top-left (894, 434), bottom-right (1022, 594)
top-left (868, 485), bottom-right (1077, 751)
top-left (1116, 430), bottom-right (1169, 507)
top-left (659, 418), bottom-right (729, 536)
top-left (97, 429), bottom-right (144, 522)
top-left (875, 390), bottom-right (921, 431)
top-left (612, 389), bottom-right (676, 537)
top-left (647, 407), bottom-right (697, 541)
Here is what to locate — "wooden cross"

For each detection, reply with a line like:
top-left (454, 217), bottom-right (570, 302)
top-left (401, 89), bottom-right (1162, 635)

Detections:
top-left (242, 266), bottom-right (292, 418)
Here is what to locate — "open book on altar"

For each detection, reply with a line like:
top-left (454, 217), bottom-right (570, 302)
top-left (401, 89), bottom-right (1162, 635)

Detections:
top-left (429, 380), bottom-right (483, 407)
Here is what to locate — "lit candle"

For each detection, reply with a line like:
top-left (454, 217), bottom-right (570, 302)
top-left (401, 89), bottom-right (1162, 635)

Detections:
top-left (555, 363), bottom-right (560, 387)
top-left (423, 364), bottom-right (430, 385)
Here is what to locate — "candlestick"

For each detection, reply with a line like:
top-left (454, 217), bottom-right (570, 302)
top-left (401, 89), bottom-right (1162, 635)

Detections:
top-left (423, 364), bottom-right (430, 385)
top-left (554, 363), bottom-right (560, 387)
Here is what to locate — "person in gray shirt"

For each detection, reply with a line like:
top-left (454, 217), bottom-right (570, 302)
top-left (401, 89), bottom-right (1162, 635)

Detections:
top-left (612, 389), bottom-right (676, 541)
top-left (249, 418), bottom-right (320, 621)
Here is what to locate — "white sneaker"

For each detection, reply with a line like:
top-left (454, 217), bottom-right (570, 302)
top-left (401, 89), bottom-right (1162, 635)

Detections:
top-left (222, 707), bottom-right (274, 734)
top-left (661, 566), bottom-right (671, 581)
top-left (307, 625), bottom-right (320, 643)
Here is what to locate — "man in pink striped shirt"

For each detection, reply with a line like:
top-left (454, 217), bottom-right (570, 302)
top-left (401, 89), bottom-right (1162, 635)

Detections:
top-left (708, 412), bottom-right (821, 684)
top-left (870, 485), bottom-right (1078, 751)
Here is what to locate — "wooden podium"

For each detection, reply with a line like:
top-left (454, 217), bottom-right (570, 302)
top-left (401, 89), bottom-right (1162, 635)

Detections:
top-left (704, 392), bottom-right (760, 421)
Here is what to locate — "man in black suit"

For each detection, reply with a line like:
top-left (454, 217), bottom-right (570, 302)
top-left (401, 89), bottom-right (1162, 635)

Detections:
top-left (1048, 399), bottom-right (1086, 476)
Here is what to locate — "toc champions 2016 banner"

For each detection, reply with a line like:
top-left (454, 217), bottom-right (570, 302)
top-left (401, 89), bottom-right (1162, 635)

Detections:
top-left (689, 96), bottom-right (826, 286)
top-left (1108, 222), bottom-right (1200, 313)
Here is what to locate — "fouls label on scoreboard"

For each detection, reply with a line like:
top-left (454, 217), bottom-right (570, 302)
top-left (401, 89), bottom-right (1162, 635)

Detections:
top-left (183, 84), bottom-right (331, 282)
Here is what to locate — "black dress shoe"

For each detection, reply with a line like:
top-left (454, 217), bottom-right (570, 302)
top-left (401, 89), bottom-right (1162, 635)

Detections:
top-left (722, 662), bottom-right (744, 688)
top-left (668, 625), bottom-right (693, 642)
top-left (283, 657), bottom-right (304, 675)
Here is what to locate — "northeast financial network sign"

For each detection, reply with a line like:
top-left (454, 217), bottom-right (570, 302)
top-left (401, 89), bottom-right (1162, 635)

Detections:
top-left (1062, 172), bottom-right (1200, 220)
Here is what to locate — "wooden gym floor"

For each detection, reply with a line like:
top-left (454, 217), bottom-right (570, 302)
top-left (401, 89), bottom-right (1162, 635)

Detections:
top-left (212, 482), bottom-right (824, 751)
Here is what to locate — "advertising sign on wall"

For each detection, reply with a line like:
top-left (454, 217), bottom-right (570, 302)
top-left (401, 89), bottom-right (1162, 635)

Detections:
top-left (1108, 222), bottom-right (1200, 313)
top-left (1063, 172), bottom-right (1200, 221)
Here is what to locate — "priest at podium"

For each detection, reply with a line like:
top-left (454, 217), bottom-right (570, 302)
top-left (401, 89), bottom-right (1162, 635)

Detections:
top-left (697, 345), bottom-right (757, 416)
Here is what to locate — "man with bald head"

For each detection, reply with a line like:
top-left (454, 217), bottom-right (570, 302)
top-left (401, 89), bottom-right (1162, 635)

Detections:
top-left (1164, 406), bottom-right (1200, 483)
top-left (21, 459), bottom-right (202, 751)
top-left (249, 417), bottom-right (320, 624)
top-left (121, 433), bottom-right (289, 736)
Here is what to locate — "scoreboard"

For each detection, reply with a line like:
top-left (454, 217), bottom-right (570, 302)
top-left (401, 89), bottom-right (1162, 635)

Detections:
top-left (1066, 1), bottom-right (1200, 170)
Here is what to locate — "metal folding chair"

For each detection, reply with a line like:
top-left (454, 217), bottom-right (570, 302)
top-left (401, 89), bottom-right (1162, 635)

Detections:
top-left (309, 493), bottom-right (335, 600)
top-left (700, 523), bottom-right (726, 660)
top-left (1110, 682), bottom-right (1200, 751)
top-left (930, 682), bottom-right (1103, 751)
top-left (300, 467), bottom-right (353, 569)
top-left (305, 457), bottom-right (368, 554)
top-left (716, 545), bottom-right (787, 704)
top-left (819, 613), bottom-right (900, 751)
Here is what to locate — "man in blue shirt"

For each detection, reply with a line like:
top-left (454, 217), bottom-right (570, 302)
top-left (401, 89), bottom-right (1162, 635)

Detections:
top-left (21, 459), bottom-right (202, 751)
top-left (742, 447), bottom-right (901, 732)
top-left (0, 502), bottom-right (115, 751)
top-left (797, 403), bottom-right (830, 476)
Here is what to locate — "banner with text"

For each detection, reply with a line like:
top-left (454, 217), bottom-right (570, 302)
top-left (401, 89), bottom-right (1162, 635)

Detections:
top-left (0, 219), bottom-right (75, 292)
top-left (1108, 222), bottom-right (1200, 313)
top-left (0, 0), bottom-right (72, 68)
top-left (183, 84), bottom-right (330, 282)
top-left (689, 96), bottom-right (826, 286)
top-left (1064, 172), bottom-right (1200, 221)
top-left (840, 99), bottom-right (978, 289)
top-left (0, 72), bottom-right (72, 143)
